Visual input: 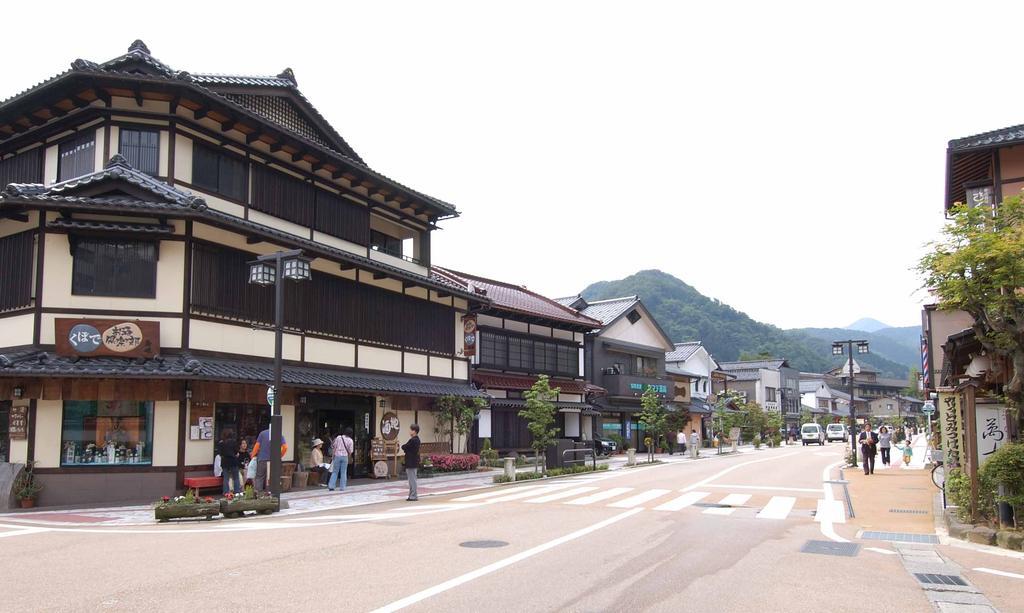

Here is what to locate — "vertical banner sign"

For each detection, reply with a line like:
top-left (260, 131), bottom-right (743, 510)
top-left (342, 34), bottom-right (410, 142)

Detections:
top-left (8, 406), bottom-right (28, 440)
top-left (920, 336), bottom-right (930, 391)
top-left (975, 405), bottom-right (1007, 467)
top-left (938, 390), bottom-right (962, 468)
top-left (462, 315), bottom-right (478, 358)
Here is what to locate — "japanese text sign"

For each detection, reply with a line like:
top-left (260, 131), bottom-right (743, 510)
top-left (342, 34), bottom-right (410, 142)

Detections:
top-left (55, 319), bottom-right (159, 359)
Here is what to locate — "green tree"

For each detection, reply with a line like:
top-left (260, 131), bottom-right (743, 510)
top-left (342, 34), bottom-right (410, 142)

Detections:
top-left (919, 196), bottom-right (1024, 430)
top-left (637, 387), bottom-right (668, 461)
top-left (519, 375), bottom-right (560, 472)
top-left (904, 367), bottom-right (922, 399)
top-left (436, 395), bottom-right (486, 453)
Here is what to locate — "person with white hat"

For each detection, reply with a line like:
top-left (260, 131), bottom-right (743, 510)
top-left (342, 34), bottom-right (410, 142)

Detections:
top-left (309, 438), bottom-right (330, 487)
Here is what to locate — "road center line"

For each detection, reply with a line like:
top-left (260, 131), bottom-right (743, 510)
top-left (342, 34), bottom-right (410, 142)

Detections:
top-left (704, 484), bottom-right (822, 493)
top-left (681, 451), bottom-right (801, 493)
top-left (973, 567), bottom-right (1024, 580)
top-left (368, 508), bottom-right (644, 613)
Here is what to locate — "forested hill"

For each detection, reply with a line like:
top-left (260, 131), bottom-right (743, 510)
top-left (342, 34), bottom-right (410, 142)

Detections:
top-left (577, 270), bottom-right (914, 378)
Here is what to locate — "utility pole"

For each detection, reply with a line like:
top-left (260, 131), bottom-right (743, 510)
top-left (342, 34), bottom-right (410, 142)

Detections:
top-left (833, 339), bottom-right (868, 467)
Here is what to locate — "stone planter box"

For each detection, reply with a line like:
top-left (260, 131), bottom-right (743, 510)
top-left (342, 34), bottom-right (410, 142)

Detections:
top-left (219, 498), bottom-right (279, 519)
top-left (154, 502), bottom-right (221, 522)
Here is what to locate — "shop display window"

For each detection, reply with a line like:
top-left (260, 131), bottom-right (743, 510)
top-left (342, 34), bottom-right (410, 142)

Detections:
top-left (61, 401), bottom-right (154, 466)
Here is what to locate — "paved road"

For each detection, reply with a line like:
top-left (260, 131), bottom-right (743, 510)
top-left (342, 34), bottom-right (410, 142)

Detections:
top-left (2, 443), bottom-right (1022, 612)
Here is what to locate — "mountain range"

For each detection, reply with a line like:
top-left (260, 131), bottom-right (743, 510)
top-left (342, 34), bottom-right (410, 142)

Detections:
top-left (577, 270), bottom-right (919, 379)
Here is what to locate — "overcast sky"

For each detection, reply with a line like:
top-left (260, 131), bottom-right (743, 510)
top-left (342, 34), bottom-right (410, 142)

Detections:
top-left (6, 1), bottom-right (1021, 329)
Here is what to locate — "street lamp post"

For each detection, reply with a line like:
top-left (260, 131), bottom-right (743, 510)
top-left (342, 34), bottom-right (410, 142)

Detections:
top-left (248, 249), bottom-right (311, 498)
top-left (833, 339), bottom-right (868, 468)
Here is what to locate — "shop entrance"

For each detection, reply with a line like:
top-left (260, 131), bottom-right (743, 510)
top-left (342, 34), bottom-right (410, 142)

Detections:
top-left (296, 394), bottom-right (374, 478)
top-left (215, 404), bottom-right (270, 451)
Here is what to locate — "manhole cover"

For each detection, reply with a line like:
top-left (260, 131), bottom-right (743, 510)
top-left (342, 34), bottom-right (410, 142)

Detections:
top-left (914, 573), bottom-right (967, 587)
top-left (459, 540), bottom-right (509, 549)
top-left (860, 531), bottom-right (939, 544)
top-left (889, 508), bottom-right (928, 515)
top-left (800, 540), bottom-right (860, 557)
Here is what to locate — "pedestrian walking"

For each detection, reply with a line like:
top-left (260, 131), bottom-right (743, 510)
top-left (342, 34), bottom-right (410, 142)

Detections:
top-left (217, 429), bottom-right (243, 494)
top-left (251, 426), bottom-right (288, 491)
top-left (689, 429), bottom-right (699, 459)
top-left (402, 423), bottom-right (421, 501)
top-left (309, 438), bottom-right (330, 486)
top-left (898, 439), bottom-right (914, 466)
top-left (673, 429), bottom-right (685, 455)
top-left (329, 428), bottom-right (354, 491)
top-left (878, 426), bottom-right (892, 466)
top-left (859, 426), bottom-right (878, 475)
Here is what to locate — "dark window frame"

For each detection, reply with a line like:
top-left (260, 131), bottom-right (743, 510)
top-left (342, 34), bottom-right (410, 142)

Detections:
top-left (57, 131), bottom-right (96, 182)
top-left (477, 326), bottom-right (580, 378)
top-left (370, 229), bottom-right (403, 259)
top-left (71, 237), bottom-right (158, 299)
top-left (191, 140), bottom-right (249, 202)
top-left (118, 127), bottom-right (161, 176)
top-left (0, 230), bottom-right (35, 312)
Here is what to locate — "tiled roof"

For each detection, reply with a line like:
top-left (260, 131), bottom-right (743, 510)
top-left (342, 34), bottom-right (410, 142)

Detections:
top-left (949, 123), bottom-right (1024, 152)
top-left (489, 398), bottom-right (595, 411)
top-left (576, 296), bottom-right (640, 325)
top-left (666, 366), bottom-right (702, 379)
top-left (0, 41), bottom-right (458, 217)
top-left (725, 369), bottom-right (762, 382)
top-left (0, 347), bottom-right (485, 398)
top-left (665, 341), bottom-right (701, 363)
top-left (47, 218), bottom-right (175, 235)
top-left (719, 359), bottom-right (788, 371)
top-left (472, 372), bottom-right (601, 396)
top-left (435, 268), bottom-right (601, 329)
top-left (799, 380), bottom-right (823, 394)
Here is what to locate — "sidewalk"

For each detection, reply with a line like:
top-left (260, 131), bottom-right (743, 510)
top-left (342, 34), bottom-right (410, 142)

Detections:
top-left (0, 443), bottom-right (763, 527)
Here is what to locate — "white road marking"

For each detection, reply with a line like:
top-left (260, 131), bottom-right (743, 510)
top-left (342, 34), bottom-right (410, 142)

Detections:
top-left (565, 487), bottom-right (634, 506)
top-left (865, 547), bottom-right (897, 555)
top-left (608, 489), bottom-right (671, 508)
top-left (973, 567), bottom-right (1024, 580)
top-left (452, 484), bottom-right (559, 502)
top-left (486, 487), bottom-right (574, 503)
top-left (703, 493), bottom-right (751, 515)
top-left (815, 500), bottom-right (846, 525)
top-left (756, 496), bottom-right (796, 520)
top-left (705, 484), bottom-right (821, 493)
top-left (818, 460), bottom-right (848, 543)
top-left (524, 487), bottom-right (599, 504)
top-left (368, 508), bottom-right (644, 613)
top-left (0, 526), bottom-right (49, 538)
top-left (653, 491), bottom-right (709, 512)
top-left (682, 451), bottom-right (801, 492)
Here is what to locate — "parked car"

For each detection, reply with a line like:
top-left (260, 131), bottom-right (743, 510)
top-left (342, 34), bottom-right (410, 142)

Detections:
top-left (801, 423), bottom-right (825, 445)
top-left (825, 423), bottom-right (847, 442)
top-left (592, 436), bottom-right (618, 456)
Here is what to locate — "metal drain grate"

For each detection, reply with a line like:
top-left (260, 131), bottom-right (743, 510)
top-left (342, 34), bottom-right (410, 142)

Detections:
top-left (860, 531), bottom-right (939, 544)
top-left (800, 540), bottom-right (860, 557)
top-left (888, 508), bottom-right (928, 515)
top-left (914, 573), bottom-right (967, 587)
top-left (459, 540), bottom-right (509, 549)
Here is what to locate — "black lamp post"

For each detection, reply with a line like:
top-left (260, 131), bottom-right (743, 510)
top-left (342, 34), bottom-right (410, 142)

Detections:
top-left (833, 339), bottom-right (868, 467)
top-left (248, 249), bottom-right (311, 497)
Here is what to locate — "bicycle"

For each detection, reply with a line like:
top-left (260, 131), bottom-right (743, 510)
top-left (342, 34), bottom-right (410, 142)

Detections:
top-left (931, 455), bottom-right (944, 489)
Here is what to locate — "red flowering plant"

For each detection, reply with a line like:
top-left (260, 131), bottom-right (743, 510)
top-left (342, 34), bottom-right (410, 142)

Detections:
top-left (427, 454), bottom-right (480, 473)
top-left (155, 488), bottom-right (213, 506)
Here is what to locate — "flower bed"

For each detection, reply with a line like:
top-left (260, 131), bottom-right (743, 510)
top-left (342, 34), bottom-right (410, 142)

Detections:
top-left (427, 454), bottom-right (480, 473)
top-left (154, 490), bottom-right (220, 522)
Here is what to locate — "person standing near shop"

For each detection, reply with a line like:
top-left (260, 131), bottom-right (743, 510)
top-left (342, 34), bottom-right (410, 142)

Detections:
top-left (675, 429), bottom-right (686, 455)
top-left (251, 426), bottom-right (288, 492)
top-left (402, 424), bottom-right (421, 501)
top-left (329, 427), bottom-right (354, 492)
top-left (689, 429), bottom-right (700, 459)
top-left (859, 425), bottom-right (878, 475)
top-left (878, 426), bottom-right (893, 467)
top-left (218, 429), bottom-right (243, 494)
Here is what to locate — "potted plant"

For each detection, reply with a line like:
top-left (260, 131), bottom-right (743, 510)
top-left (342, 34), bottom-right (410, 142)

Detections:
top-left (154, 489), bottom-right (221, 522)
top-left (13, 465), bottom-right (43, 509)
top-left (219, 486), bottom-right (279, 518)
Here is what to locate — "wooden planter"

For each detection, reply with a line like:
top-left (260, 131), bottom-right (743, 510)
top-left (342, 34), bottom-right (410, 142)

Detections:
top-left (19, 498), bottom-right (36, 509)
top-left (154, 502), bottom-right (221, 522)
top-left (219, 498), bottom-right (279, 519)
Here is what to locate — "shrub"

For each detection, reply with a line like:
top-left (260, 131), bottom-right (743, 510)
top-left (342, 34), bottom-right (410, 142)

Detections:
top-left (492, 474), bottom-right (513, 484)
top-left (978, 442), bottom-right (1024, 515)
top-left (515, 471), bottom-right (545, 481)
top-left (753, 434), bottom-right (762, 449)
top-left (480, 439), bottom-right (499, 462)
top-left (946, 468), bottom-right (973, 521)
top-left (546, 463), bottom-right (608, 477)
top-left (427, 454), bottom-right (480, 473)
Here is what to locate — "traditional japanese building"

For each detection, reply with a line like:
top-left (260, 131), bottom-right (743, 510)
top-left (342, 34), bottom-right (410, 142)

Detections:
top-left (433, 269), bottom-right (604, 453)
top-left (0, 41), bottom-right (486, 506)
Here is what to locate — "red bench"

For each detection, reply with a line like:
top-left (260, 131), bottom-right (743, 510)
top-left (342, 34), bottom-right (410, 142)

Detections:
top-left (182, 476), bottom-right (221, 491)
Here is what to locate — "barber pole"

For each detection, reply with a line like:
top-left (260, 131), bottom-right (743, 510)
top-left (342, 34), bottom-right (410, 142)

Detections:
top-left (920, 336), bottom-right (930, 390)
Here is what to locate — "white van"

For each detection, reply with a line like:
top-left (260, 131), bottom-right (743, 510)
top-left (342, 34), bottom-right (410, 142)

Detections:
top-left (801, 423), bottom-right (825, 445)
top-left (825, 423), bottom-right (847, 442)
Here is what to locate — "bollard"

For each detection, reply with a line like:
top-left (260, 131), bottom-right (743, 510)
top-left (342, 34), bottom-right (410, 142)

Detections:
top-left (504, 457), bottom-right (515, 482)
top-left (627, 449), bottom-right (636, 466)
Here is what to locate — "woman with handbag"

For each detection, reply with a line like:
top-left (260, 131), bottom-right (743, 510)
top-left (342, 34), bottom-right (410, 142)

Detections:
top-left (329, 428), bottom-right (354, 492)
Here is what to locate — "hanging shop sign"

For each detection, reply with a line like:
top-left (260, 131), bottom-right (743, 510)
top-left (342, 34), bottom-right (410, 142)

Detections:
top-left (8, 406), bottom-right (28, 440)
top-left (56, 318), bottom-right (159, 359)
top-left (975, 405), bottom-right (1008, 467)
top-left (937, 390), bottom-right (964, 468)
top-left (380, 411), bottom-right (400, 441)
top-left (462, 315), bottom-right (478, 358)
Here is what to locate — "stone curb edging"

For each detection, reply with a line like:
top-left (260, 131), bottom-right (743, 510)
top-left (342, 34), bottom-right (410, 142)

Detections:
top-left (943, 507), bottom-right (1024, 551)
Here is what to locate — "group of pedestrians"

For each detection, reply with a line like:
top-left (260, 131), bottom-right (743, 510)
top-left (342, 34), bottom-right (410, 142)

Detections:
top-left (858, 425), bottom-right (915, 475)
top-left (306, 428), bottom-right (356, 491)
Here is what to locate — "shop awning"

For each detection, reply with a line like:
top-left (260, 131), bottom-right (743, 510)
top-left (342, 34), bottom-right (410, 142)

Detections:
top-left (0, 347), bottom-right (486, 399)
top-left (488, 398), bottom-right (597, 413)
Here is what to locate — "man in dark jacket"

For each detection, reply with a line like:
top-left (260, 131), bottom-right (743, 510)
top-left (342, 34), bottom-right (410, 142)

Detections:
top-left (859, 426), bottom-right (878, 475)
top-left (402, 424), bottom-right (421, 501)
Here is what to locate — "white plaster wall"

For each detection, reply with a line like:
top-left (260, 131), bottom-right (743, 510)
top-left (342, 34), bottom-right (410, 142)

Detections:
top-left (504, 320), bottom-right (528, 333)
top-left (404, 352), bottom-right (429, 376)
top-left (564, 412), bottom-right (581, 437)
top-left (188, 319), bottom-right (301, 361)
top-left (312, 231), bottom-right (367, 257)
top-left (369, 250), bottom-right (428, 276)
top-left (184, 400), bottom-right (213, 466)
top-left (304, 337), bottom-right (356, 368)
top-left (152, 401), bottom-right (179, 467)
top-left (453, 360), bottom-right (469, 381)
top-left (429, 357), bottom-right (453, 379)
top-left (282, 405), bottom-right (295, 461)
top-left (173, 133), bottom-right (193, 184)
top-left (359, 346), bottom-right (402, 372)
top-left (528, 324), bottom-right (552, 337)
top-left (44, 144), bottom-right (58, 184)
top-left (477, 314), bottom-right (503, 329)
top-left (551, 328), bottom-right (574, 341)
top-left (477, 409), bottom-right (492, 439)
top-left (0, 314), bottom-right (35, 347)
top-left (248, 209), bottom-right (309, 239)
top-left (0, 210), bottom-right (37, 238)
top-left (93, 126), bottom-right (105, 172)
top-left (602, 311), bottom-right (672, 350)
top-left (34, 400), bottom-right (62, 468)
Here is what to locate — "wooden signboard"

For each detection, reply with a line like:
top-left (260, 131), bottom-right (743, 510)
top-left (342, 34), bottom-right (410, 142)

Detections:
top-left (8, 406), bottom-right (28, 440)
top-left (462, 315), bottom-right (478, 358)
top-left (56, 318), bottom-right (160, 359)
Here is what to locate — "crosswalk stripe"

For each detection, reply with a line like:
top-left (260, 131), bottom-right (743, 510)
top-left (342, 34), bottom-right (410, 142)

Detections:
top-left (653, 491), bottom-right (709, 511)
top-left (608, 489), bottom-right (671, 509)
top-left (524, 487), bottom-right (599, 503)
top-left (756, 496), bottom-right (797, 520)
top-left (565, 487), bottom-right (634, 506)
top-left (486, 486), bottom-right (573, 503)
top-left (703, 493), bottom-right (751, 515)
top-left (452, 484), bottom-right (558, 502)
